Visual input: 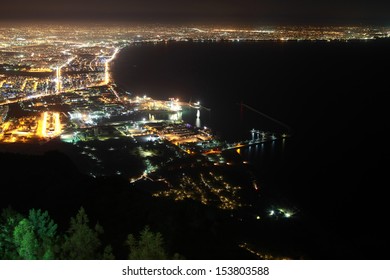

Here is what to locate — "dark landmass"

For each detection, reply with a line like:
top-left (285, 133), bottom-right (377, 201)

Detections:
top-left (0, 147), bottom-right (312, 259)
top-left (0, 149), bottom-right (248, 259)
top-left (1, 140), bottom-right (388, 260)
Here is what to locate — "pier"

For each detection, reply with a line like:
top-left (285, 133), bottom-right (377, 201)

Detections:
top-left (223, 129), bottom-right (290, 151)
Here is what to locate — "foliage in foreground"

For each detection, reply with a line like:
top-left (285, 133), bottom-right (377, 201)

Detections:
top-left (0, 206), bottom-right (179, 260)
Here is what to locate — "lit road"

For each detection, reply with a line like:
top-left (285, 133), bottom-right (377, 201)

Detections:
top-left (101, 47), bottom-right (122, 101)
top-left (0, 92), bottom-right (59, 106)
top-left (104, 47), bottom-right (120, 85)
top-left (0, 46), bottom-right (118, 106)
top-left (0, 56), bottom-right (76, 106)
top-left (0, 51), bottom-right (117, 106)
top-left (57, 56), bottom-right (76, 93)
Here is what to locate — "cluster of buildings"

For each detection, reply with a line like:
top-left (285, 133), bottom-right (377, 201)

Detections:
top-left (1, 23), bottom-right (383, 213)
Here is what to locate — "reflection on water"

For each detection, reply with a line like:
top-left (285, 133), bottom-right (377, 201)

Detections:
top-left (169, 111), bottom-right (182, 121)
top-left (196, 117), bottom-right (201, 128)
top-left (195, 109), bottom-right (201, 127)
top-left (187, 108), bottom-right (286, 168)
top-left (240, 139), bottom-right (284, 169)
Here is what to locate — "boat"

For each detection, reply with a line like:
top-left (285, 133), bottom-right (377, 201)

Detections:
top-left (189, 101), bottom-right (201, 109)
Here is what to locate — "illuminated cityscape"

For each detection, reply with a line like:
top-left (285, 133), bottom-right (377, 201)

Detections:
top-left (1, 24), bottom-right (388, 144)
top-left (0, 23), bottom-right (389, 260)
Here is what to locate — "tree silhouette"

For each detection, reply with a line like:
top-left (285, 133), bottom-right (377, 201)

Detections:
top-left (12, 209), bottom-right (58, 260)
top-left (0, 207), bottom-right (23, 259)
top-left (27, 209), bottom-right (58, 259)
top-left (126, 226), bottom-right (168, 260)
top-left (103, 244), bottom-right (115, 260)
top-left (0, 208), bottom-right (59, 260)
top-left (61, 207), bottom-right (102, 260)
top-left (13, 219), bottom-right (39, 260)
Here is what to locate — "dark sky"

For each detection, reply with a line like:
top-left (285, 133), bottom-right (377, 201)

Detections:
top-left (1, 0), bottom-right (389, 26)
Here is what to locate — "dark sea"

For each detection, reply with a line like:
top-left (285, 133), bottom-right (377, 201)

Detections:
top-left (111, 39), bottom-right (390, 259)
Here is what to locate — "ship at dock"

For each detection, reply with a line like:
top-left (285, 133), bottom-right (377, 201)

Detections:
top-left (189, 101), bottom-right (201, 109)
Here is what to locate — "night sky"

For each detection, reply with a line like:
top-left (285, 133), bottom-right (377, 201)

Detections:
top-left (1, 0), bottom-right (389, 25)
